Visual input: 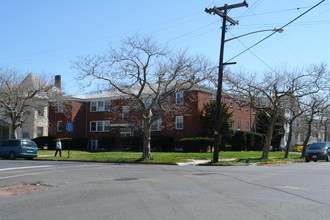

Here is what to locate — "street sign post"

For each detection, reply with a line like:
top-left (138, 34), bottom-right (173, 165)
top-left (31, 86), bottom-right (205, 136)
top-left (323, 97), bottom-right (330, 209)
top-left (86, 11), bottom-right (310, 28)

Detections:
top-left (66, 122), bottom-right (73, 157)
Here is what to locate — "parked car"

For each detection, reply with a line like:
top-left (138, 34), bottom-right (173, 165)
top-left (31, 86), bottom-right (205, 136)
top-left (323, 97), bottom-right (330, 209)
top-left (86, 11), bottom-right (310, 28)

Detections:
top-left (0, 139), bottom-right (38, 160)
top-left (305, 142), bottom-right (330, 162)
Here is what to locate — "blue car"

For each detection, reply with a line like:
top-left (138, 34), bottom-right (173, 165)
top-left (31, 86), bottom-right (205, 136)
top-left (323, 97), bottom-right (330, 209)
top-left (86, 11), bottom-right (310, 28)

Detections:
top-left (0, 139), bottom-right (38, 160)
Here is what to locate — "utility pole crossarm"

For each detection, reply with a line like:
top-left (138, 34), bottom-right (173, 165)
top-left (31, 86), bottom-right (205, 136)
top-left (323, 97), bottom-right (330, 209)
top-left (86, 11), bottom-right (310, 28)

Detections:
top-left (205, 1), bottom-right (248, 25)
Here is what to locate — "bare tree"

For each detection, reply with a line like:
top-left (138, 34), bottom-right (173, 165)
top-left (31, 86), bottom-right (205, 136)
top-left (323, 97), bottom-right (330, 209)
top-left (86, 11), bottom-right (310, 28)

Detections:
top-left (73, 35), bottom-right (214, 159)
top-left (224, 64), bottom-right (327, 159)
top-left (300, 94), bottom-right (330, 157)
top-left (319, 108), bottom-right (330, 142)
top-left (0, 67), bottom-right (54, 139)
top-left (282, 97), bottom-right (304, 158)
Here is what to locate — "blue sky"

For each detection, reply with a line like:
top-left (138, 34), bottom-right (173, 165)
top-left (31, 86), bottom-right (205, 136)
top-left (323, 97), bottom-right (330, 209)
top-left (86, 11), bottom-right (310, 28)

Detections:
top-left (1, 0), bottom-right (329, 94)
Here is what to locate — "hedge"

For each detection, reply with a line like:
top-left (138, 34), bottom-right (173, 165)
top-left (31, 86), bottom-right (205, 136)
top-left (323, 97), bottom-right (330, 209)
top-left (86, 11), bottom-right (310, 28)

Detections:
top-left (120, 136), bottom-right (143, 151)
top-left (151, 136), bottom-right (175, 152)
top-left (99, 136), bottom-right (117, 151)
top-left (177, 137), bottom-right (213, 152)
top-left (230, 130), bottom-right (247, 151)
top-left (32, 136), bottom-right (56, 149)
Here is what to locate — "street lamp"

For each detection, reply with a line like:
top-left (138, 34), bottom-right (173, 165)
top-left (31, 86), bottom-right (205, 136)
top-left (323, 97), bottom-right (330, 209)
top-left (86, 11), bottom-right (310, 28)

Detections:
top-left (212, 27), bottom-right (284, 162)
top-left (225, 28), bottom-right (284, 42)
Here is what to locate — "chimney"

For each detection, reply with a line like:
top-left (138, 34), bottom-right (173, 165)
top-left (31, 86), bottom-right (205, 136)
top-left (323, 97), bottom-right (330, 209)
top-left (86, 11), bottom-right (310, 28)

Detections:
top-left (55, 75), bottom-right (61, 90)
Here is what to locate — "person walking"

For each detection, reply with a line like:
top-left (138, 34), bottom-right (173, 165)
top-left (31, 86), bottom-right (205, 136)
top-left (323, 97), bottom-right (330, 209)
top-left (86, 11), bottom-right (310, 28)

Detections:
top-left (54, 138), bottom-right (62, 157)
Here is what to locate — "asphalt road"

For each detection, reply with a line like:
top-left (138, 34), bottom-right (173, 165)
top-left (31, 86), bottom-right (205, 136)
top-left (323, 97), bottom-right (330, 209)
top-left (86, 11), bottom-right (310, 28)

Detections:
top-left (1, 160), bottom-right (330, 220)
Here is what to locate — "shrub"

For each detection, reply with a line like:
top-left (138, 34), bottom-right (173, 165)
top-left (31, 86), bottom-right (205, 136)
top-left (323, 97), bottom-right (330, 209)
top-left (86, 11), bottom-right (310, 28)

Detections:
top-left (71, 138), bottom-right (88, 150)
top-left (99, 136), bottom-right (117, 151)
top-left (120, 136), bottom-right (142, 151)
top-left (231, 130), bottom-right (246, 151)
top-left (177, 137), bottom-right (213, 152)
top-left (296, 145), bottom-right (303, 152)
top-left (151, 136), bottom-right (175, 152)
top-left (245, 131), bottom-right (255, 151)
top-left (253, 133), bottom-right (264, 151)
top-left (32, 136), bottom-right (56, 149)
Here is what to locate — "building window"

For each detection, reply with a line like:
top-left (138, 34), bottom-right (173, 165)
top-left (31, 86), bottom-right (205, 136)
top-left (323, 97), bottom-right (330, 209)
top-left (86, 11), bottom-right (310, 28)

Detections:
top-left (176, 116), bottom-right (184, 130)
top-left (176, 92), bottom-right (184, 104)
top-left (22, 128), bottom-right (30, 139)
top-left (151, 119), bottom-right (161, 131)
top-left (120, 128), bottom-right (132, 137)
top-left (37, 127), bottom-right (44, 137)
top-left (57, 103), bottom-right (63, 113)
top-left (57, 121), bottom-right (63, 132)
top-left (89, 140), bottom-right (99, 150)
top-left (122, 106), bottom-right (129, 118)
top-left (236, 101), bottom-right (241, 109)
top-left (230, 99), bottom-right (234, 108)
top-left (90, 121), bottom-right (110, 132)
top-left (90, 101), bottom-right (110, 112)
top-left (237, 121), bottom-right (241, 130)
top-left (37, 107), bottom-right (44, 117)
top-left (246, 122), bottom-right (249, 131)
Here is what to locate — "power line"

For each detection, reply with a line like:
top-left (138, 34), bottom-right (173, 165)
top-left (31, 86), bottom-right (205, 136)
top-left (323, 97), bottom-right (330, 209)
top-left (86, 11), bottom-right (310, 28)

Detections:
top-left (226, 0), bottom-right (326, 63)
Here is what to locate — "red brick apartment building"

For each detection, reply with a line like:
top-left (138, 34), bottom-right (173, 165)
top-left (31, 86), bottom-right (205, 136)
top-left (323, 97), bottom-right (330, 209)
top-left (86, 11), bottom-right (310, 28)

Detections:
top-left (48, 87), bottom-right (256, 149)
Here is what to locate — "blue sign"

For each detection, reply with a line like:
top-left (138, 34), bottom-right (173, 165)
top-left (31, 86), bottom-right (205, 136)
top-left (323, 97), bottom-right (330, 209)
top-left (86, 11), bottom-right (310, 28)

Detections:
top-left (66, 122), bottom-right (73, 133)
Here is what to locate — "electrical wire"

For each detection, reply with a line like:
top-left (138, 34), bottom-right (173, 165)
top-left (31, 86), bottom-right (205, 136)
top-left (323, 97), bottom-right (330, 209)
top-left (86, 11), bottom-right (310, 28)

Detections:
top-left (225, 0), bottom-right (326, 63)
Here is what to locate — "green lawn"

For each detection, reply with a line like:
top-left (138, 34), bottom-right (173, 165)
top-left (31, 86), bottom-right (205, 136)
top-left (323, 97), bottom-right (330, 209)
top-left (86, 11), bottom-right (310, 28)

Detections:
top-left (37, 150), bottom-right (304, 165)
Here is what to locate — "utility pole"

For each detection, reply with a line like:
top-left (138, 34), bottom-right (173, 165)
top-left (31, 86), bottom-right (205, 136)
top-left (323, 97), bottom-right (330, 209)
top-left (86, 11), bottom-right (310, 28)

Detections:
top-left (205, 1), bottom-right (248, 162)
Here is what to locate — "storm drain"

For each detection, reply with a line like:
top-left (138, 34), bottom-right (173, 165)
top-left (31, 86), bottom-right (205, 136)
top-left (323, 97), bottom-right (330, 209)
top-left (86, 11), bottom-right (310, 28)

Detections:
top-left (114, 177), bottom-right (139, 182)
top-left (0, 183), bottom-right (50, 197)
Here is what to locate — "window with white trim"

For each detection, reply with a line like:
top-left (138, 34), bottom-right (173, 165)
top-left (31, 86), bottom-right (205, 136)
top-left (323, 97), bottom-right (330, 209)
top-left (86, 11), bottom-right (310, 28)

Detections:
top-left (151, 119), bottom-right (161, 131)
top-left (230, 99), bottom-right (234, 108)
top-left (90, 121), bottom-right (110, 132)
top-left (89, 140), bottom-right (99, 150)
top-left (90, 101), bottom-right (110, 112)
top-left (176, 116), bottom-right (184, 130)
top-left (22, 128), bottom-right (30, 138)
top-left (37, 107), bottom-right (45, 117)
top-left (176, 92), bottom-right (184, 104)
top-left (57, 103), bottom-right (63, 113)
top-left (57, 121), bottom-right (63, 132)
top-left (237, 120), bottom-right (241, 130)
top-left (37, 127), bottom-right (44, 137)
top-left (122, 106), bottom-right (129, 118)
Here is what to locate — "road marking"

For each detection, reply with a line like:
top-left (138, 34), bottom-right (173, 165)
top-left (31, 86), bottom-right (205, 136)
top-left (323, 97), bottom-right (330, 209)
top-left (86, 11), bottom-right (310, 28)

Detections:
top-left (0, 165), bottom-right (54, 172)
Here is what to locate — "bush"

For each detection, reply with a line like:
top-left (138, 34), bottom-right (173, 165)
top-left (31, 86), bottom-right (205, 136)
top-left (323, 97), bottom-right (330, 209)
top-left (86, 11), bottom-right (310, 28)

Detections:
top-left (120, 136), bottom-right (143, 151)
top-left (32, 136), bottom-right (56, 149)
top-left (99, 136), bottom-right (117, 151)
top-left (253, 133), bottom-right (264, 151)
top-left (177, 137), bottom-right (213, 152)
top-left (245, 131), bottom-right (255, 151)
top-left (231, 131), bottom-right (246, 151)
top-left (70, 138), bottom-right (88, 150)
top-left (151, 136), bottom-right (175, 152)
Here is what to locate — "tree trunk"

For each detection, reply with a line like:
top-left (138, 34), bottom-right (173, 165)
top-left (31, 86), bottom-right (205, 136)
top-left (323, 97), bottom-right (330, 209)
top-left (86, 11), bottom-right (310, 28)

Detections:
top-left (262, 116), bottom-right (277, 159)
top-left (284, 121), bottom-right (293, 158)
top-left (9, 123), bottom-right (17, 139)
top-left (141, 119), bottom-right (152, 160)
top-left (301, 119), bottom-right (313, 158)
top-left (324, 121), bottom-right (328, 142)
